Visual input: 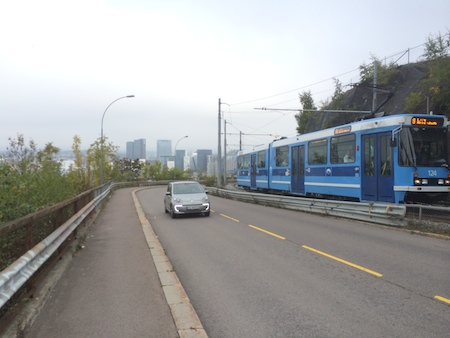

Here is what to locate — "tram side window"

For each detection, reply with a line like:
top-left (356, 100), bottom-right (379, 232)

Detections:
top-left (275, 146), bottom-right (289, 166)
top-left (258, 150), bottom-right (266, 168)
top-left (330, 134), bottom-right (355, 164)
top-left (364, 137), bottom-right (375, 176)
top-left (380, 136), bottom-right (392, 176)
top-left (308, 139), bottom-right (327, 165)
top-left (240, 154), bottom-right (250, 169)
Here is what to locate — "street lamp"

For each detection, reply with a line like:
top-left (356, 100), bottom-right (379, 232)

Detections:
top-left (100, 95), bottom-right (135, 184)
top-left (174, 135), bottom-right (189, 156)
top-left (174, 135), bottom-right (188, 176)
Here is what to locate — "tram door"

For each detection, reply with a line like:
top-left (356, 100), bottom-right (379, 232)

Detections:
top-left (361, 133), bottom-right (395, 202)
top-left (250, 154), bottom-right (257, 189)
top-left (291, 145), bottom-right (305, 194)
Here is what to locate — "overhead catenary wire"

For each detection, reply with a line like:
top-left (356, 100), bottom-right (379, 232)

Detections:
top-left (229, 67), bottom-right (360, 106)
top-left (222, 38), bottom-right (446, 151)
top-left (228, 39), bottom-right (436, 109)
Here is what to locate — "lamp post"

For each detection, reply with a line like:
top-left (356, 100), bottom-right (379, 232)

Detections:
top-left (100, 95), bottom-right (135, 185)
top-left (173, 135), bottom-right (188, 179)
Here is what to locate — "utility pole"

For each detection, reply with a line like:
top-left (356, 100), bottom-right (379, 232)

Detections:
top-left (217, 98), bottom-right (222, 187)
top-left (372, 61), bottom-right (378, 113)
top-left (240, 131), bottom-right (242, 151)
top-left (224, 120), bottom-right (227, 186)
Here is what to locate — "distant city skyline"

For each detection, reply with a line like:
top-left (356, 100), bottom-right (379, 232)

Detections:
top-left (126, 138), bottom-right (146, 160)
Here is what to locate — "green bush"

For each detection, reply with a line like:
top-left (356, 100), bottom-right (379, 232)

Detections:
top-left (405, 92), bottom-right (423, 112)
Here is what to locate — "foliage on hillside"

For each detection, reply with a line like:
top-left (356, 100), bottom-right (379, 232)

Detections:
top-left (0, 135), bottom-right (196, 224)
top-left (295, 31), bottom-right (450, 133)
top-left (0, 135), bottom-right (76, 222)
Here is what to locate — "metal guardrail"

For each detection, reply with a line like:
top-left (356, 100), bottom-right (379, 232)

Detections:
top-left (0, 180), bottom-right (168, 325)
top-left (0, 187), bottom-right (110, 310)
top-left (209, 188), bottom-right (407, 227)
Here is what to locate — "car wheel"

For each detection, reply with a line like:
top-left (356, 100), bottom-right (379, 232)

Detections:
top-left (170, 206), bottom-right (177, 219)
top-left (204, 211), bottom-right (210, 217)
top-left (164, 203), bottom-right (168, 213)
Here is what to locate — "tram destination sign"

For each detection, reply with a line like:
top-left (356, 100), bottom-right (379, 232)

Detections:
top-left (334, 126), bottom-right (352, 135)
top-left (411, 116), bottom-right (444, 127)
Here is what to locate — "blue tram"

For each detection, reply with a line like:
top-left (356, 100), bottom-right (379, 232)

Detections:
top-left (236, 114), bottom-right (450, 203)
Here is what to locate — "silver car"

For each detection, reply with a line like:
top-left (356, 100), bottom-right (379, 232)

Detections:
top-left (164, 181), bottom-right (210, 218)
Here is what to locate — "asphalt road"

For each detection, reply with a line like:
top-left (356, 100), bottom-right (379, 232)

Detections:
top-left (138, 187), bottom-right (450, 338)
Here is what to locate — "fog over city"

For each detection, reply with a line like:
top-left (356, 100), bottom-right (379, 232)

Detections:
top-left (1, 0), bottom-right (449, 155)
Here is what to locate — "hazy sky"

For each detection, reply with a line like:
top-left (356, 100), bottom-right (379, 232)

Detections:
top-left (1, 0), bottom-right (449, 154)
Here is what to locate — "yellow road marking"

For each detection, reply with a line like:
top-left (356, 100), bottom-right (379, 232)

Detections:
top-left (302, 245), bottom-right (383, 277)
top-left (248, 225), bottom-right (286, 240)
top-left (434, 295), bottom-right (450, 305)
top-left (220, 214), bottom-right (240, 222)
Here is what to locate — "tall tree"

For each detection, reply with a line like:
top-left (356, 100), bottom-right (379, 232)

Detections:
top-left (423, 56), bottom-right (450, 116)
top-left (66, 135), bottom-right (90, 193)
top-left (422, 31), bottom-right (450, 60)
top-left (295, 91), bottom-right (316, 134)
top-left (86, 137), bottom-right (119, 186)
top-left (6, 134), bottom-right (37, 174)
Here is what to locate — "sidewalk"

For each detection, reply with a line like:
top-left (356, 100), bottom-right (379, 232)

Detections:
top-left (7, 187), bottom-right (205, 338)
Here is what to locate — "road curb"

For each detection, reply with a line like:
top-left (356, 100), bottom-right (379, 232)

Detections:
top-left (132, 189), bottom-right (208, 338)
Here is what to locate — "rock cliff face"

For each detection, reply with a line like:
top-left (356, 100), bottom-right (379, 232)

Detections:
top-left (304, 62), bottom-right (430, 133)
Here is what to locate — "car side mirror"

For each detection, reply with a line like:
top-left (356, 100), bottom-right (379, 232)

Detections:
top-left (205, 190), bottom-right (209, 194)
top-left (165, 191), bottom-right (171, 196)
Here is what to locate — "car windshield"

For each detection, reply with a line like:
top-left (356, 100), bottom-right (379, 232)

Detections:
top-left (173, 183), bottom-right (203, 194)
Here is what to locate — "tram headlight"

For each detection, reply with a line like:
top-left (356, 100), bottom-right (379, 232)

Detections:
top-left (445, 179), bottom-right (450, 185)
top-left (414, 178), bottom-right (429, 185)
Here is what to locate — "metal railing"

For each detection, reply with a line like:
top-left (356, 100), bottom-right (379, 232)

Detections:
top-left (404, 204), bottom-right (450, 235)
top-left (210, 188), bottom-right (407, 227)
top-left (0, 180), bottom-right (168, 332)
top-left (0, 184), bottom-right (109, 329)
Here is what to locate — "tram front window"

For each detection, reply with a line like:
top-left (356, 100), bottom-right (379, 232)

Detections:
top-left (399, 127), bottom-right (448, 167)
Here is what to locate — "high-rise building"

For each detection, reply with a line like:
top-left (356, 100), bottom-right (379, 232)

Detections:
top-left (196, 149), bottom-right (212, 174)
top-left (134, 139), bottom-right (146, 159)
top-left (126, 141), bottom-right (134, 158)
top-left (175, 149), bottom-right (186, 170)
top-left (157, 139), bottom-right (172, 165)
top-left (126, 139), bottom-right (146, 160)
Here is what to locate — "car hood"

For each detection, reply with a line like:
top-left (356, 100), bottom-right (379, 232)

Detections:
top-left (173, 193), bottom-right (208, 203)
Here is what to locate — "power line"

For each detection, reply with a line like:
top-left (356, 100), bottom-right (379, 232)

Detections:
top-left (229, 67), bottom-right (359, 106)
top-left (228, 41), bottom-right (436, 108)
